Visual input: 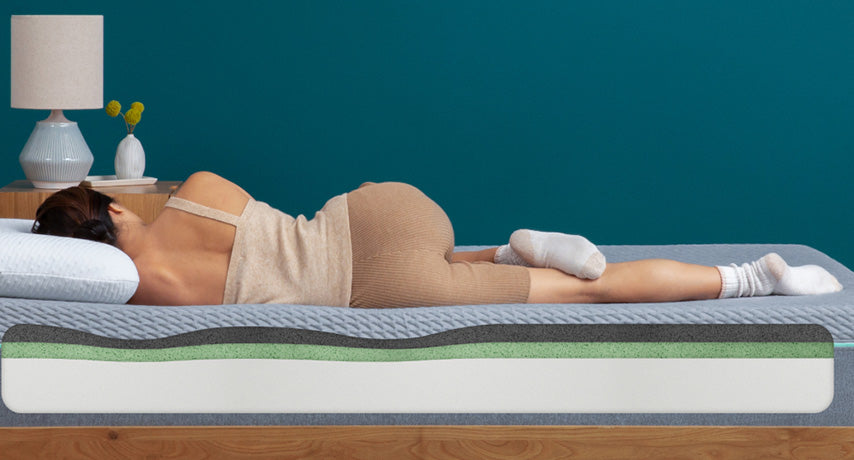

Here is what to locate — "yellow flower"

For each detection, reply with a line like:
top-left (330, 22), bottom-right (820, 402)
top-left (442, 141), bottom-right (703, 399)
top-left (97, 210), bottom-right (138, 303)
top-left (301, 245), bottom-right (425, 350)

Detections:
top-left (105, 100), bottom-right (121, 117)
top-left (131, 102), bottom-right (145, 113)
top-left (124, 108), bottom-right (142, 126)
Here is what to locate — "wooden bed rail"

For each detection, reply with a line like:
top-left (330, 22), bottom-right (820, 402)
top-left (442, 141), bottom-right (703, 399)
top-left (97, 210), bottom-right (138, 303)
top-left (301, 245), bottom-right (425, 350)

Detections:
top-left (0, 425), bottom-right (852, 459)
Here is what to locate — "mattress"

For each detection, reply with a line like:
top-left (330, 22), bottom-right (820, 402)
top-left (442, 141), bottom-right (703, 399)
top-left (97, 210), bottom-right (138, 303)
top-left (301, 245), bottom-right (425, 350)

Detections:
top-left (0, 243), bottom-right (852, 426)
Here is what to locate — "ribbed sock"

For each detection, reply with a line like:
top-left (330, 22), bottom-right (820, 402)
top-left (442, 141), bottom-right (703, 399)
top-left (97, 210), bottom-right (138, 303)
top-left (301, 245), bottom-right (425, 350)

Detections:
top-left (508, 229), bottom-right (606, 279)
top-left (494, 244), bottom-right (532, 267)
top-left (717, 253), bottom-right (843, 298)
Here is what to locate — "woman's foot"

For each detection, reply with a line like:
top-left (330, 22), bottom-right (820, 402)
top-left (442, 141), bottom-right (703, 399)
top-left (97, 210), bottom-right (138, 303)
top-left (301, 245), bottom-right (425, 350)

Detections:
top-left (508, 229), bottom-right (606, 279)
top-left (765, 253), bottom-right (844, 295)
top-left (717, 253), bottom-right (843, 298)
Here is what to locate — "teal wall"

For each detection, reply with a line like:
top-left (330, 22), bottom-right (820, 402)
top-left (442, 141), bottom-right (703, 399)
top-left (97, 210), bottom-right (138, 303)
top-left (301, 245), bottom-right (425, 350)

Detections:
top-left (3, 1), bottom-right (853, 266)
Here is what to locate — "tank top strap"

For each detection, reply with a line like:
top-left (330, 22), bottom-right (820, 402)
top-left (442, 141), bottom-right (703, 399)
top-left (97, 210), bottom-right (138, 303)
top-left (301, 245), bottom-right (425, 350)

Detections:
top-left (163, 196), bottom-right (242, 226)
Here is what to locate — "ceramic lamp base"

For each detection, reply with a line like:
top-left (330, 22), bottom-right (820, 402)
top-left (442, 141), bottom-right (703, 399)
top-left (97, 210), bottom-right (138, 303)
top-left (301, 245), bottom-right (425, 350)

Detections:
top-left (29, 179), bottom-right (88, 189)
top-left (19, 111), bottom-right (94, 189)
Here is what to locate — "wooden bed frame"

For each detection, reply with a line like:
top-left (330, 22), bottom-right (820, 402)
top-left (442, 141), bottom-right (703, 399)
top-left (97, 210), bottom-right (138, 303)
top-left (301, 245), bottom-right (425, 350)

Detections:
top-left (1, 426), bottom-right (852, 458)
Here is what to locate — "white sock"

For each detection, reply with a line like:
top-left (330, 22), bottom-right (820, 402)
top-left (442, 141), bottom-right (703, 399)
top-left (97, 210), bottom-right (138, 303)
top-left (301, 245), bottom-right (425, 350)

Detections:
top-left (717, 253), bottom-right (843, 298)
top-left (508, 229), bottom-right (606, 279)
top-left (767, 254), bottom-right (844, 296)
top-left (716, 256), bottom-right (777, 298)
top-left (494, 244), bottom-right (532, 267)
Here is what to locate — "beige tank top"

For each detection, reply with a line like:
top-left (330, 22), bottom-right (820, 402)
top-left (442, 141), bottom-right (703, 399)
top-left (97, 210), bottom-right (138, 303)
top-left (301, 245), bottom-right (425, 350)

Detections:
top-left (163, 194), bottom-right (352, 306)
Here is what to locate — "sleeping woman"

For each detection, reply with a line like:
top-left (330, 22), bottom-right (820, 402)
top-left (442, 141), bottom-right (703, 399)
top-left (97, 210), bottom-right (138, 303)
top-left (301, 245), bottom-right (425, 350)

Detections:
top-left (32, 171), bottom-right (843, 307)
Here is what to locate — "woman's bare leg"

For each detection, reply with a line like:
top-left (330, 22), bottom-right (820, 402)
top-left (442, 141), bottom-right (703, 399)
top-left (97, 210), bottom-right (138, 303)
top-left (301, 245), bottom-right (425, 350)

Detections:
top-left (451, 247), bottom-right (498, 263)
top-left (451, 248), bottom-right (722, 303)
top-left (527, 259), bottom-right (722, 304)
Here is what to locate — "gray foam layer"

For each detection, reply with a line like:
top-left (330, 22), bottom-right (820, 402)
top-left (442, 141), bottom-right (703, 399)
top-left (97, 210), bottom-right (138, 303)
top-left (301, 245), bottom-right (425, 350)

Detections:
top-left (3, 323), bottom-right (832, 349)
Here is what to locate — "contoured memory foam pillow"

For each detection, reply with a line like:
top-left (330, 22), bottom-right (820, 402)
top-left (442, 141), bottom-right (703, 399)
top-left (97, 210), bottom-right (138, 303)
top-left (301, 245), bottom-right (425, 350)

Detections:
top-left (0, 219), bottom-right (139, 303)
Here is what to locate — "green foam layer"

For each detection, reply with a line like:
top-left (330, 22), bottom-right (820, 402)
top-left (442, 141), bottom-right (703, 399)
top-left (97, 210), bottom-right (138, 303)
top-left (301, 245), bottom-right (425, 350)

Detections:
top-left (1, 341), bottom-right (833, 362)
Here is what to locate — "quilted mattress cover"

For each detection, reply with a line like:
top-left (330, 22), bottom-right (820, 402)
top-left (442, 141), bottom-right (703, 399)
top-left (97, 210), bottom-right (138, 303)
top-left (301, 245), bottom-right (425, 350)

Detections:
top-left (0, 243), bottom-right (851, 343)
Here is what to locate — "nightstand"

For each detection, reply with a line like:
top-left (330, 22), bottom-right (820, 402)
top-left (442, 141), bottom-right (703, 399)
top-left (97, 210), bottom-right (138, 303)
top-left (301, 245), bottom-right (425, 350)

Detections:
top-left (0, 180), bottom-right (182, 223)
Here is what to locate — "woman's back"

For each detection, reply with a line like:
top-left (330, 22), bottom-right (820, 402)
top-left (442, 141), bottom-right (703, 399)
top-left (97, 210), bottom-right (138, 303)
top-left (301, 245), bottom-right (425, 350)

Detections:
top-left (128, 172), bottom-right (251, 305)
top-left (130, 171), bottom-right (353, 307)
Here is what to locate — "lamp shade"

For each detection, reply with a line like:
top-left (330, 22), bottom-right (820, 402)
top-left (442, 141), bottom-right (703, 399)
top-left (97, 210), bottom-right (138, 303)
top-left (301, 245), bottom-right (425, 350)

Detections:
top-left (11, 15), bottom-right (103, 110)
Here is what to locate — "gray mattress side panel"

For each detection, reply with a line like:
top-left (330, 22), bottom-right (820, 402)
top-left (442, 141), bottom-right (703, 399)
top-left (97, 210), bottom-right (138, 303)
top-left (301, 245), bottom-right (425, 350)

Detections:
top-left (0, 347), bottom-right (850, 427)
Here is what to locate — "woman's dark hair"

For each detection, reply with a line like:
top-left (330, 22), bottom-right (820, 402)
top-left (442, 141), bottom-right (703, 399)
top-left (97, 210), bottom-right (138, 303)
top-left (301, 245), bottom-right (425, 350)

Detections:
top-left (32, 186), bottom-right (119, 246)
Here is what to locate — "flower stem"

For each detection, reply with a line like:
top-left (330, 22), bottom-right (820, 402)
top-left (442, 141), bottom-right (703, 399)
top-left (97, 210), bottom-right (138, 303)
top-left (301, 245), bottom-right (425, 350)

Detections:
top-left (119, 111), bottom-right (130, 134)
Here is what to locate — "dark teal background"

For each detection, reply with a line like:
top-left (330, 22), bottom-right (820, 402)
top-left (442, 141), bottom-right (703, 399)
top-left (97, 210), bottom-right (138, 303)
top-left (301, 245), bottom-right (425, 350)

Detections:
top-left (3, 1), bottom-right (853, 266)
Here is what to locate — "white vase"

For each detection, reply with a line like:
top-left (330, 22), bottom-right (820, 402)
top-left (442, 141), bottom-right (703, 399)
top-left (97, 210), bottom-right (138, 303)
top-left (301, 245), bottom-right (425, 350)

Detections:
top-left (114, 134), bottom-right (146, 179)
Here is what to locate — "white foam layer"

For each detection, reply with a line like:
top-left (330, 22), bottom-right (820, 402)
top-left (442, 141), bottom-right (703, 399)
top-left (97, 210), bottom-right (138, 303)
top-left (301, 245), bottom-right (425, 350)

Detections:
top-left (2, 358), bottom-right (833, 413)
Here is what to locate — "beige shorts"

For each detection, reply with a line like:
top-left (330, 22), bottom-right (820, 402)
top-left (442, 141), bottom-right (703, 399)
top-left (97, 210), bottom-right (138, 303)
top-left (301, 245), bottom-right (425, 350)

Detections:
top-left (347, 182), bottom-right (530, 308)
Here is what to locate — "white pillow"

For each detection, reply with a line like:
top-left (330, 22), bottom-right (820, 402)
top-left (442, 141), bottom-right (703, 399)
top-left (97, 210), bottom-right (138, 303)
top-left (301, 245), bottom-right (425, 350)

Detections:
top-left (0, 218), bottom-right (139, 303)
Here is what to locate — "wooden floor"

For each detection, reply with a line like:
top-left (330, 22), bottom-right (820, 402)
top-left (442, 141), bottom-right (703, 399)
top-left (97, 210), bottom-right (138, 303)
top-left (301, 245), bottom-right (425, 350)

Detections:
top-left (0, 425), bottom-right (853, 459)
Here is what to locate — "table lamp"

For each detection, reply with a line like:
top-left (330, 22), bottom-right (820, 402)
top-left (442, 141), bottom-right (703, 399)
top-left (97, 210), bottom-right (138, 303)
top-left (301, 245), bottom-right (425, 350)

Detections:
top-left (11, 15), bottom-right (103, 189)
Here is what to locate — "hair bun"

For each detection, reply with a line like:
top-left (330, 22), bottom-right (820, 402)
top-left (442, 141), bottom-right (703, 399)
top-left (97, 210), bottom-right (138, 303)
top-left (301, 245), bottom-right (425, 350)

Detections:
top-left (73, 219), bottom-right (117, 245)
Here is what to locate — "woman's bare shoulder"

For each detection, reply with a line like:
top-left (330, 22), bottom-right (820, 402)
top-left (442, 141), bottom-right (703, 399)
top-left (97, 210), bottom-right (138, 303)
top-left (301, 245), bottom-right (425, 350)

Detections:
top-left (173, 171), bottom-right (252, 216)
